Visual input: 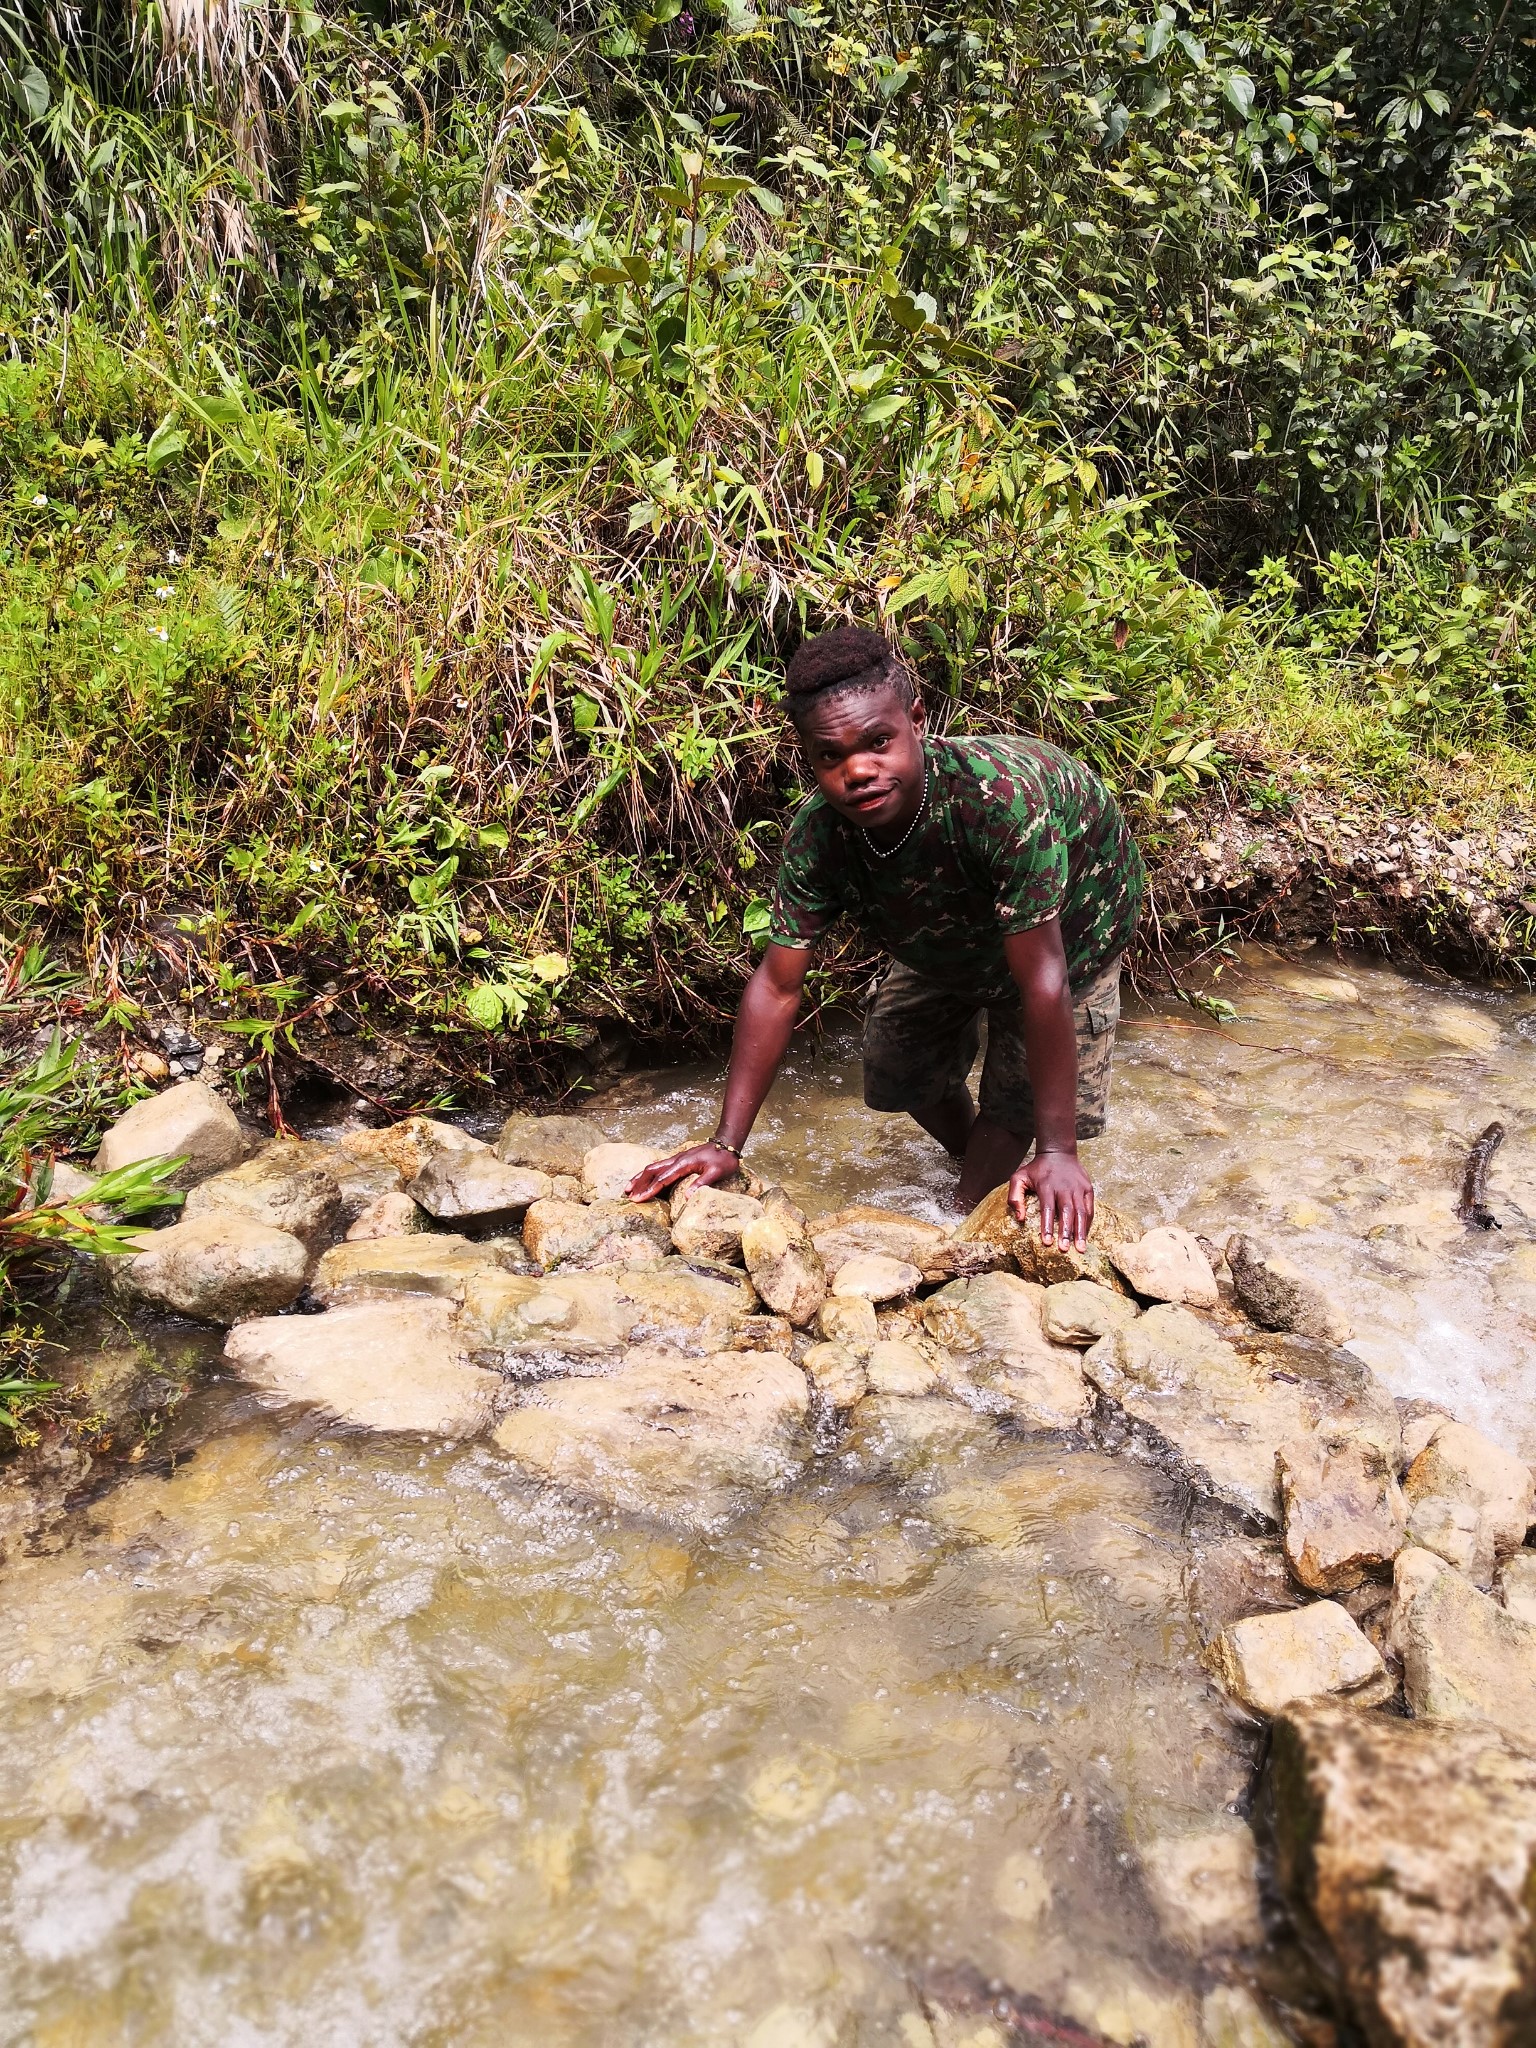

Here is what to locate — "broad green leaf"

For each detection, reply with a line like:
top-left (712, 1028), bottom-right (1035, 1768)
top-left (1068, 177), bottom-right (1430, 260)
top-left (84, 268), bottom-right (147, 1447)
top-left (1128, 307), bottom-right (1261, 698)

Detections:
top-left (146, 418), bottom-right (188, 474)
top-left (464, 983), bottom-right (506, 1030)
top-left (861, 392), bottom-right (910, 423)
top-left (14, 63), bottom-right (49, 121)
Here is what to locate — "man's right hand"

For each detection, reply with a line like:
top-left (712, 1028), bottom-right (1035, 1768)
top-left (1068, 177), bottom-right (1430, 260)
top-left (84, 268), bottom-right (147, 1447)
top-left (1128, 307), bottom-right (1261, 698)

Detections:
top-left (626, 1142), bottom-right (742, 1205)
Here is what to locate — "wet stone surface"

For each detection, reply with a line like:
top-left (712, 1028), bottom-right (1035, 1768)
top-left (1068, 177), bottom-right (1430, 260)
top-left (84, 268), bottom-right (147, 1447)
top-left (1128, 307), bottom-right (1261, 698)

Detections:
top-left (5, 944), bottom-right (1536, 2044)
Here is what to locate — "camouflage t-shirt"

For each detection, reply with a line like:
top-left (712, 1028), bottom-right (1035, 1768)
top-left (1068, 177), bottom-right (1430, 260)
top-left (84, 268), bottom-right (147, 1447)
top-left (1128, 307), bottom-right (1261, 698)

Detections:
top-left (768, 734), bottom-right (1144, 992)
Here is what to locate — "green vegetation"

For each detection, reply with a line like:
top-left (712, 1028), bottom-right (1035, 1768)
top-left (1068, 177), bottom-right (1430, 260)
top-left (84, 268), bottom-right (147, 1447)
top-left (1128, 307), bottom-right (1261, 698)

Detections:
top-left (1, 0), bottom-right (1533, 1069)
top-left (0, 1016), bottom-right (183, 1421)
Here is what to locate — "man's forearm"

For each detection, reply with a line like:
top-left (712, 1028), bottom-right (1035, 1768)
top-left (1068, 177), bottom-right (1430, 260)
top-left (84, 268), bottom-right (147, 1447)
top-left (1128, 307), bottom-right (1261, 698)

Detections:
top-left (1017, 973), bottom-right (1079, 1152)
top-left (715, 963), bottom-right (802, 1149)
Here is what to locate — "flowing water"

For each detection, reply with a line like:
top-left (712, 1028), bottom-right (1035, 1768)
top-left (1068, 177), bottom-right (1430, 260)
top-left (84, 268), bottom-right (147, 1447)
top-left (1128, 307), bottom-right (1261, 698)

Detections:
top-left (2, 945), bottom-right (1532, 2046)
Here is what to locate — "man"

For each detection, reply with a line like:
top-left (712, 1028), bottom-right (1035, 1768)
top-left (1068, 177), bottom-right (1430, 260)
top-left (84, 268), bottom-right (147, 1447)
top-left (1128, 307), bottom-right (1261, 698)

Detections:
top-left (627, 625), bottom-right (1145, 1247)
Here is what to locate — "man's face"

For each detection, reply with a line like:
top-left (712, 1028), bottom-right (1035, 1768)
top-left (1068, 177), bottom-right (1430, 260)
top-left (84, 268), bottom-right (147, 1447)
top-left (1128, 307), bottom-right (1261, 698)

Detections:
top-left (795, 683), bottom-right (927, 834)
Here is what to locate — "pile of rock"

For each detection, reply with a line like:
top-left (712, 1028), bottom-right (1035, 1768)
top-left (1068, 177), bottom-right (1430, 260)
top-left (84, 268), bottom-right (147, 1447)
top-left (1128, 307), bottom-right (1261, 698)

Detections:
top-left (82, 1080), bottom-right (1536, 2042)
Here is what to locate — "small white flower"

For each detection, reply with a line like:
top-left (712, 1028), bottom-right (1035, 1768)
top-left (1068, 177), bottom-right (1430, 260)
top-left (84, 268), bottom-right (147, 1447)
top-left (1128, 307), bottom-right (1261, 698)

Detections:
top-left (154, 585), bottom-right (174, 601)
top-left (156, 628), bottom-right (169, 642)
top-left (31, 493), bottom-right (46, 507)
top-left (166, 548), bottom-right (181, 564)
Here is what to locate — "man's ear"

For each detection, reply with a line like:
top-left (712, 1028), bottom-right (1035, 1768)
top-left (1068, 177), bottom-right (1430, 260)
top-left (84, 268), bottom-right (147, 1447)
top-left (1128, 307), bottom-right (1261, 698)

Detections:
top-left (908, 691), bottom-right (926, 734)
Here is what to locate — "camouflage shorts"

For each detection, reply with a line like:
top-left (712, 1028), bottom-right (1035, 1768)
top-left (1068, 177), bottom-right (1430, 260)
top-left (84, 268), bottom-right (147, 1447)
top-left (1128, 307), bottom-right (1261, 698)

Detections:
top-left (861, 953), bottom-right (1123, 1143)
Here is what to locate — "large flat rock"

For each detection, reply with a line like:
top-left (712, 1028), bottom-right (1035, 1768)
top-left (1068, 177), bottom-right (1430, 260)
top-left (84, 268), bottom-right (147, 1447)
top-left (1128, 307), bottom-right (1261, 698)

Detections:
top-left (1271, 1701), bottom-right (1536, 2048)
top-left (406, 1151), bottom-right (552, 1222)
top-left (495, 1112), bottom-right (603, 1177)
top-left (312, 1233), bottom-right (501, 1304)
top-left (492, 1346), bottom-right (810, 1530)
top-left (1083, 1305), bottom-right (1399, 1524)
top-left (921, 1270), bottom-right (1089, 1428)
top-left (458, 1258), bottom-right (756, 1362)
top-left (93, 1079), bottom-right (243, 1188)
top-left (225, 1299), bottom-right (500, 1435)
top-left (183, 1138), bottom-right (342, 1248)
top-left (111, 1214), bottom-right (309, 1324)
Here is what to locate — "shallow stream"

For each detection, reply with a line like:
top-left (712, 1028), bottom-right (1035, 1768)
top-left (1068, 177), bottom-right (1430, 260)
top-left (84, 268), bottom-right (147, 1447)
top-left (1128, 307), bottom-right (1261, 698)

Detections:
top-left (2, 946), bottom-right (1532, 2045)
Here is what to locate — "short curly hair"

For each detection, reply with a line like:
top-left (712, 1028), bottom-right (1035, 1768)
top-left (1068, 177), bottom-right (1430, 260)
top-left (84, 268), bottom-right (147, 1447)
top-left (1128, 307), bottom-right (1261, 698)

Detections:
top-left (783, 625), bottom-right (916, 730)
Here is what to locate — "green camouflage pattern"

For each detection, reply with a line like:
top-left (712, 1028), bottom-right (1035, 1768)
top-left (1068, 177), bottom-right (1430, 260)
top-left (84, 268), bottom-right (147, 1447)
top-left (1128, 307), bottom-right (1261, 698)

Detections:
top-left (769, 734), bottom-right (1145, 991)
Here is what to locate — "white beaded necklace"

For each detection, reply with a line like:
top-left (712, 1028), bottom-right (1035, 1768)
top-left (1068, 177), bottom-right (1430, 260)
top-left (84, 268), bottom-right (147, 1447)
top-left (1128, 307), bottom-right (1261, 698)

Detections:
top-left (860, 762), bottom-right (929, 861)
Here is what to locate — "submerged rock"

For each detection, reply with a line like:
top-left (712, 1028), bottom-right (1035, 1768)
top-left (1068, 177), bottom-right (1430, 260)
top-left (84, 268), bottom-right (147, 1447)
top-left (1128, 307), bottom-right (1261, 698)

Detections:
top-left (345, 1191), bottom-right (430, 1240)
top-left (93, 1078), bottom-right (243, 1188)
top-left (494, 1112), bottom-right (603, 1178)
top-left (1270, 1701), bottom-right (1536, 2048)
top-left (846, 1393), bottom-right (999, 1474)
top-left (741, 1209), bottom-right (827, 1327)
top-left (1083, 1306), bottom-right (1399, 1524)
top-left (111, 1214), bottom-right (309, 1324)
top-left (1208, 1600), bottom-right (1394, 1716)
top-left (1391, 1546), bottom-right (1536, 1746)
top-left (922, 1270), bottom-right (1089, 1429)
top-left (313, 1233), bottom-right (498, 1304)
top-left (809, 1204), bottom-right (949, 1280)
top-left (1227, 1235), bottom-right (1351, 1343)
top-left (1138, 1824), bottom-right (1264, 1956)
top-left (1110, 1226), bottom-right (1219, 1308)
top-left (830, 1253), bottom-right (921, 1304)
top-left (406, 1151), bottom-right (552, 1222)
top-left (1401, 1418), bottom-right (1534, 1587)
top-left (183, 1139), bottom-right (343, 1249)
top-left (492, 1346), bottom-right (810, 1531)
top-left (1198, 1987), bottom-right (1292, 2048)
top-left (1278, 1433), bottom-right (1407, 1593)
top-left (226, 1298), bottom-right (500, 1436)
top-left (1041, 1279), bottom-right (1140, 1346)
top-left (669, 1185), bottom-right (763, 1263)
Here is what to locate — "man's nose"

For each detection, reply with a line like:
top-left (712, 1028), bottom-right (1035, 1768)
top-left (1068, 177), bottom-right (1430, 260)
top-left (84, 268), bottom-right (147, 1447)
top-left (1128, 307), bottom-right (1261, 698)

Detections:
top-left (844, 753), bottom-right (881, 785)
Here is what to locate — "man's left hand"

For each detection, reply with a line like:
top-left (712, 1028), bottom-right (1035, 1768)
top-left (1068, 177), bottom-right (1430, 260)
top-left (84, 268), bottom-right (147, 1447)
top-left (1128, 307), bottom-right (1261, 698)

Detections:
top-left (1008, 1149), bottom-right (1094, 1251)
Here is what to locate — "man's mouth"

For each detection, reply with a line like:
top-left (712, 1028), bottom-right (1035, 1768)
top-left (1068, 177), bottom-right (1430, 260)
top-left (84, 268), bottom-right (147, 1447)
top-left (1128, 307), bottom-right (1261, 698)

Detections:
top-left (846, 786), bottom-right (896, 812)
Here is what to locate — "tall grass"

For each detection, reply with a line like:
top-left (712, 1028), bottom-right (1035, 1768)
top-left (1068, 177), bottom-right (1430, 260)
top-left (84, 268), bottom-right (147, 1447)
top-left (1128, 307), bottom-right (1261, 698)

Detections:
top-left (1, 0), bottom-right (1534, 1065)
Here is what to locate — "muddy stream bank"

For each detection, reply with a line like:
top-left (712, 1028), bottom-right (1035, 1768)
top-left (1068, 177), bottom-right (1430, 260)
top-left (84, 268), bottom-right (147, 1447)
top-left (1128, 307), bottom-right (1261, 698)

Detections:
top-left (2, 945), bottom-right (1534, 2047)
